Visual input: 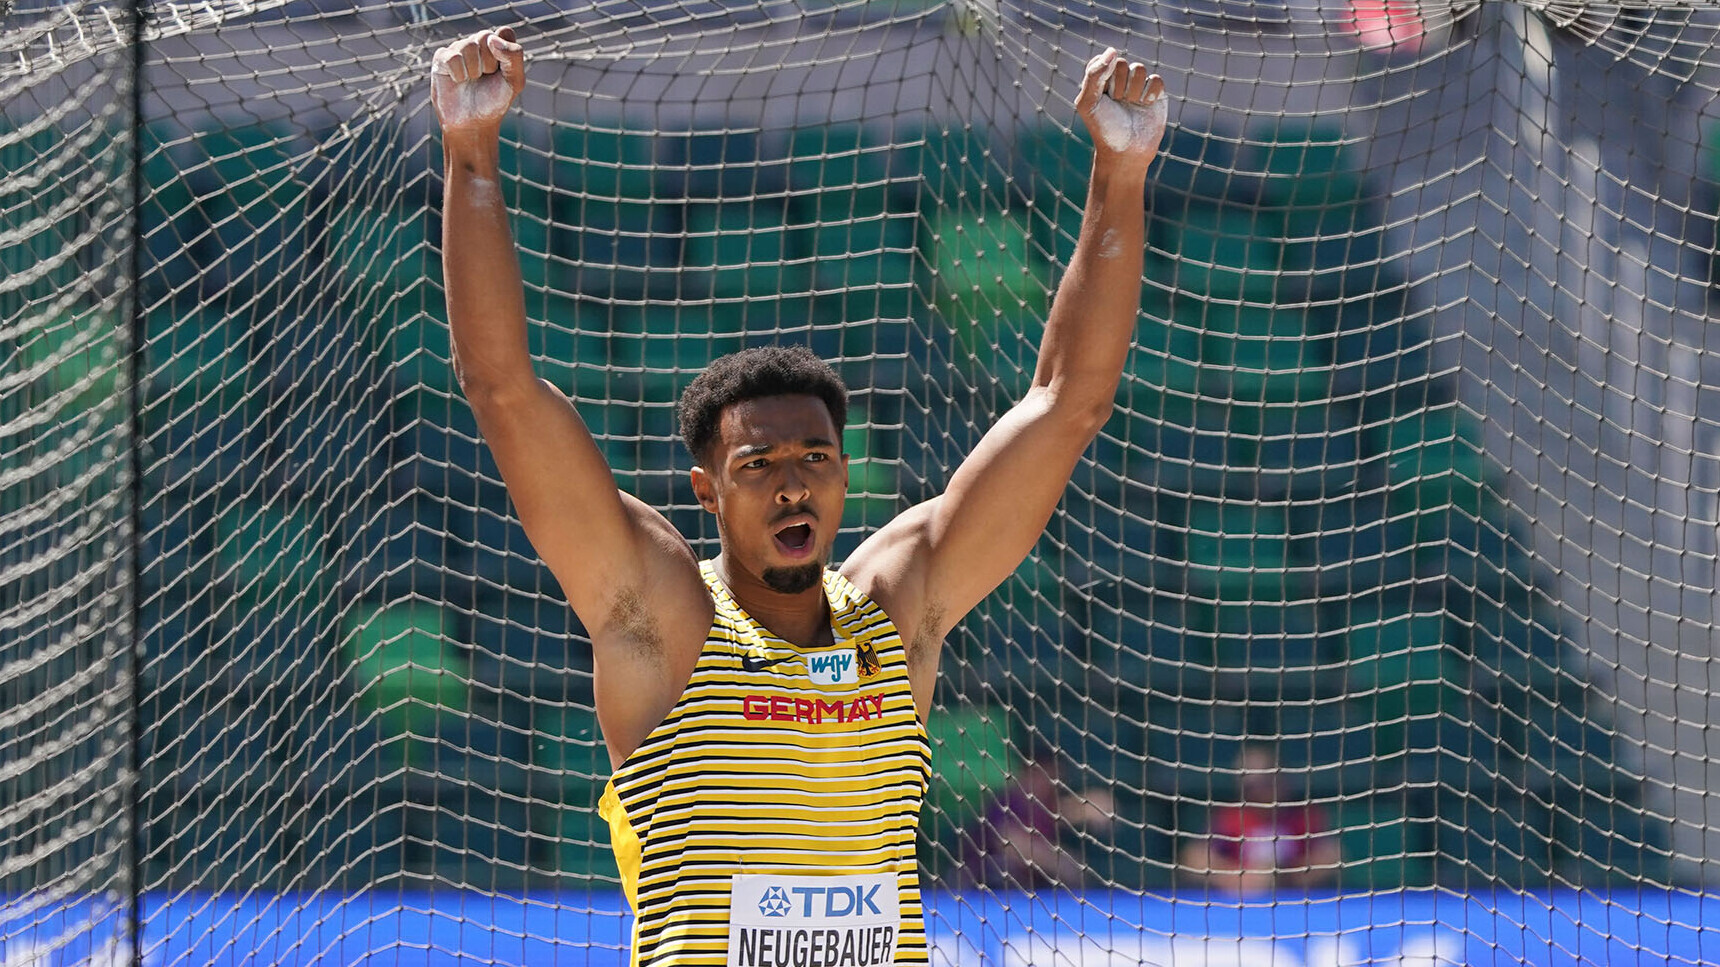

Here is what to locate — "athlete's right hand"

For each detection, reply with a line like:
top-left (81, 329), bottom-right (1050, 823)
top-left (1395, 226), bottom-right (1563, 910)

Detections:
top-left (430, 27), bottom-right (525, 137)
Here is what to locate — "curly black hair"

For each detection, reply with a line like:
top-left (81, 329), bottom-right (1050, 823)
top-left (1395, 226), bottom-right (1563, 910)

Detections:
top-left (677, 345), bottom-right (849, 467)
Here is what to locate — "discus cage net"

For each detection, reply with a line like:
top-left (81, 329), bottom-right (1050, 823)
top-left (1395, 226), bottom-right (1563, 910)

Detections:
top-left (4, 0), bottom-right (1720, 962)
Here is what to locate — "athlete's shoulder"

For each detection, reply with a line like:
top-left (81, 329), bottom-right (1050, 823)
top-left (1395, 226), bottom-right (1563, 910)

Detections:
top-left (841, 512), bottom-right (936, 634)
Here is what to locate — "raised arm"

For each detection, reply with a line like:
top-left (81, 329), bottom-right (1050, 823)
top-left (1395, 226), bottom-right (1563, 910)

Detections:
top-left (847, 49), bottom-right (1167, 709)
top-left (430, 29), bottom-right (710, 761)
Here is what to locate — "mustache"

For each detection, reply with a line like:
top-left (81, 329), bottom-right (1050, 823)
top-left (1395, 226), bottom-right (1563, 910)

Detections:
top-left (770, 505), bottom-right (818, 526)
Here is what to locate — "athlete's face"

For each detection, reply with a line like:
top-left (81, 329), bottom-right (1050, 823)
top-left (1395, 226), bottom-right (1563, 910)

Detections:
top-left (691, 394), bottom-right (849, 594)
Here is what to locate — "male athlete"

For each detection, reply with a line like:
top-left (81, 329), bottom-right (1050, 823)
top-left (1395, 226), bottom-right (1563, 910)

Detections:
top-left (430, 26), bottom-right (1167, 966)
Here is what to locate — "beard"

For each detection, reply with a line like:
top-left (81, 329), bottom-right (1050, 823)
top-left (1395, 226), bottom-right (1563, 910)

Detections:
top-left (762, 562), bottom-right (823, 594)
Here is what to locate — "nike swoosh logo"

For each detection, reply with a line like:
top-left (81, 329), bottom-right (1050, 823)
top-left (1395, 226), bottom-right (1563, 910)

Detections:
top-left (741, 654), bottom-right (796, 673)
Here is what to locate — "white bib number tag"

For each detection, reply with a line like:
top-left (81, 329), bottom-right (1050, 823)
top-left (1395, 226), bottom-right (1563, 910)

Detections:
top-left (726, 872), bottom-right (899, 967)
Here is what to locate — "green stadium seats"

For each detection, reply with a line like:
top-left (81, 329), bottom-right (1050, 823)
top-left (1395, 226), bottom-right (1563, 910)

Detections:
top-left (12, 306), bottom-right (125, 491)
top-left (1341, 596), bottom-right (1464, 771)
top-left (212, 497), bottom-right (330, 615)
top-left (1309, 493), bottom-right (1420, 597)
top-left (659, 127), bottom-right (781, 200)
top-left (1369, 400), bottom-right (1492, 526)
top-left (1231, 400), bottom-right (1363, 499)
top-left (1131, 297), bottom-right (1206, 398)
top-left (1433, 787), bottom-right (1555, 887)
top-left (1180, 497), bottom-right (1302, 600)
top-left (1330, 289), bottom-right (1433, 409)
top-left (561, 195), bottom-right (681, 297)
top-left (535, 788), bottom-right (623, 881)
top-left (1205, 598), bottom-right (1333, 700)
top-left (469, 591), bottom-right (593, 704)
top-left (919, 704), bottom-right (1013, 876)
top-left (842, 424), bottom-right (903, 532)
top-left (1013, 120), bottom-right (1095, 268)
top-left (1332, 793), bottom-right (1435, 890)
top-left (329, 125), bottom-right (437, 296)
top-left (139, 496), bottom-right (206, 603)
top-left (333, 494), bottom-right (452, 602)
top-left (370, 304), bottom-right (458, 398)
top-left (1151, 198), bottom-right (1288, 302)
top-left (423, 716), bottom-right (534, 881)
top-left (1065, 438), bottom-right (1188, 586)
top-left (445, 493), bottom-right (562, 595)
top-left (543, 124), bottom-right (680, 297)
top-left (1185, 299), bottom-right (1338, 404)
top-left (681, 198), bottom-right (807, 300)
top-left (531, 301), bottom-right (615, 398)
top-left (782, 123), bottom-right (892, 208)
top-left (141, 306), bottom-right (264, 490)
top-left (389, 383), bottom-right (499, 506)
top-left (1145, 700), bottom-right (1250, 801)
top-left (602, 302), bottom-right (726, 377)
top-left (140, 771), bottom-right (280, 888)
top-left (188, 122), bottom-right (323, 302)
top-left (518, 703), bottom-right (615, 879)
top-left (0, 114), bottom-right (92, 306)
top-left (1102, 391), bottom-right (1234, 497)
top-left (1241, 123), bottom-right (1386, 310)
top-left (546, 123), bottom-right (662, 199)
top-left (1076, 584), bottom-right (1218, 703)
top-left (927, 206), bottom-right (1050, 402)
top-left (892, 122), bottom-right (1010, 210)
top-left (489, 121), bottom-right (561, 303)
top-left (138, 121), bottom-right (223, 306)
top-left (341, 600), bottom-right (471, 771)
top-left (779, 123), bottom-right (918, 321)
top-left (293, 771), bottom-right (408, 889)
top-left (1242, 122), bottom-right (1367, 211)
top-left (1555, 786), bottom-right (1673, 887)
top-left (1266, 700), bottom-right (1379, 798)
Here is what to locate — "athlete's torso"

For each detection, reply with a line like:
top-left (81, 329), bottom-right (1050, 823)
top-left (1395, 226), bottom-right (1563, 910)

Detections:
top-left (600, 562), bottom-right (932, 966)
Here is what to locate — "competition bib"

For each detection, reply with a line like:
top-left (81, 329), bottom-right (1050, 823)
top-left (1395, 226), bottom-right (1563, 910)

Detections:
top-left (726, 872), bottom-right (900, 967)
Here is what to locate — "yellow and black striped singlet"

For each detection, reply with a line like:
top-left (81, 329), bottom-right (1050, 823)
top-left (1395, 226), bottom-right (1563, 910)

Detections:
top-left (599, 562), bottom-right (932, 966)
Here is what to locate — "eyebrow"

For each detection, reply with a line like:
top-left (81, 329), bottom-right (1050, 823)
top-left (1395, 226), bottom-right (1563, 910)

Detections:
top-left (731, 437), bottom-right (839, 460)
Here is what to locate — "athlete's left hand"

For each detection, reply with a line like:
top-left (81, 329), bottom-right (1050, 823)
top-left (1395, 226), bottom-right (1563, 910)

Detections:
top-left (1076, 48), bottom-right (1168, 175)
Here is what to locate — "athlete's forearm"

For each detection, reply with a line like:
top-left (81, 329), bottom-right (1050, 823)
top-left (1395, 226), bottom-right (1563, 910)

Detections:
top-left (1029, 156), bottom-right (1149, 425)
top-left (442, 134), bottom-right (535, 398)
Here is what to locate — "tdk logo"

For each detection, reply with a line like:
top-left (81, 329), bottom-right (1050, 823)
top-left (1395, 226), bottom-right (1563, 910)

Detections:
top-left (808, 650), bottom-right (857, 685)
top-left (789, 883), bottom-right (883, 917)
top-left (758, 887), bottom-right (792, 918)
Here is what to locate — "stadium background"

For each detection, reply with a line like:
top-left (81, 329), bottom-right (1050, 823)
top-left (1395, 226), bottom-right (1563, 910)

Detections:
top-left (6, 0), bottom-right (1720, 962)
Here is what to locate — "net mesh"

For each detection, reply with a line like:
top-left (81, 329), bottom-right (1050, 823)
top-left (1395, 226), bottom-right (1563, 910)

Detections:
top-left (6, 0), bottom-right (1720, 961)
top-left (2, 3), bottom-right (136, 962)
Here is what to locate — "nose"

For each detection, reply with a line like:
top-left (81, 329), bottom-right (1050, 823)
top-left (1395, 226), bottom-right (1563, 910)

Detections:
top-left (776, 463), bottom-right (810, 504)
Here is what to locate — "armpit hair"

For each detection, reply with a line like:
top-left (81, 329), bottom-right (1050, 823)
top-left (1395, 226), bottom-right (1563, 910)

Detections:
top-left (606, 585), bottom-right (664, 660)
top-left (907, 602), bottom-right (946, 672)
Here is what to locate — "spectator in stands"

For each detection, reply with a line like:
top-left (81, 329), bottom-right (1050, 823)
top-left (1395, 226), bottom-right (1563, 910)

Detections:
top-left (1178, 741), bottom-right (1340, 895)
top-left (962, 740), bottom-right (1116, 891)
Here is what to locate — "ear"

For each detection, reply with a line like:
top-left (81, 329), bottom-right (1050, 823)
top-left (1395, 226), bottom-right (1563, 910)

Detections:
top-left (690, 465), bottom-right (718, 513)
top-left (841, 452), bottom-right (851, 490)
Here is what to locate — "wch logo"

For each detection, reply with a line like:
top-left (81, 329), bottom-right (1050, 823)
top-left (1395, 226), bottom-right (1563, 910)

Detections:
top-left (808, 650), bottom-right (857, 685)
top-left (758, 887), bottom-right (793, 918)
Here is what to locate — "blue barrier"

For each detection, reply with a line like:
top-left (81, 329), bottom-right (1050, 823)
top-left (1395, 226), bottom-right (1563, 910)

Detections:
top-left (6, 890), bottom-right (1719, 965)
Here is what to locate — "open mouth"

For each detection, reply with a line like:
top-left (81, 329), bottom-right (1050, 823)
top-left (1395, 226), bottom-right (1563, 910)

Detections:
top-left (774, 522), bottom-right (814, 554)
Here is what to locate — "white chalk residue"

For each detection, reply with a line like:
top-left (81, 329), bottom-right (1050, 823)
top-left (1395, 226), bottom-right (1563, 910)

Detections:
top-left (1091, 83), bottom-right (1170, 154)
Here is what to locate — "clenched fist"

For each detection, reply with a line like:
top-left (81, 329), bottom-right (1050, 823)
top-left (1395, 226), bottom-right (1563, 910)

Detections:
top-left (1075, 48), bottom-right (1168, 175)
top-left (430, 27), bottom-right (525, 138)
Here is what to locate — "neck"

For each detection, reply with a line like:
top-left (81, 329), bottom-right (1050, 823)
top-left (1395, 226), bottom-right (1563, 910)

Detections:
top-left (712, 554), bottom-right (835, 649)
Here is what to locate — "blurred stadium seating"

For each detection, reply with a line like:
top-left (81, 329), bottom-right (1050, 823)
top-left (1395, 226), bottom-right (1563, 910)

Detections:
top-left (132, 112), bottom-right (1667, 893)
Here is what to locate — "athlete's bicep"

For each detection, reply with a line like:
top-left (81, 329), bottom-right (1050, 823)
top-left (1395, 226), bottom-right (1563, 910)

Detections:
top-left (468, 377), bottom-right (688, 632)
